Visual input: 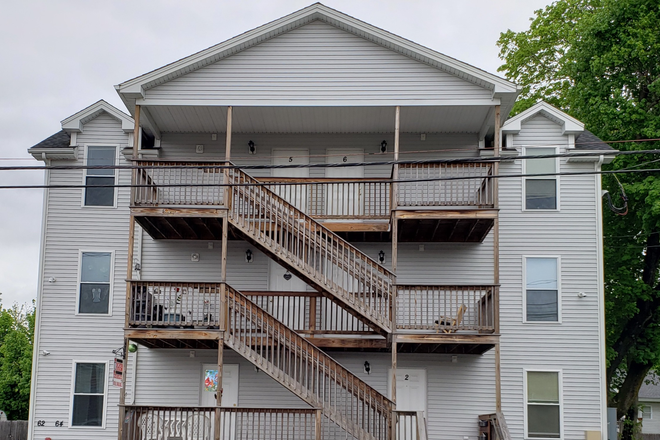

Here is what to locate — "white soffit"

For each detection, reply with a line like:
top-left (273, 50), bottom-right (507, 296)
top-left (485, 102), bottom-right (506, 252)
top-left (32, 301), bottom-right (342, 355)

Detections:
top-left (116, 3), bottom-right (518, 105)
top-left (61, 100), bottom-right (134, 133)
top-left (502, 101), bottom-right (584, 135)
top-left (146, 106), bottom-right (489, 134)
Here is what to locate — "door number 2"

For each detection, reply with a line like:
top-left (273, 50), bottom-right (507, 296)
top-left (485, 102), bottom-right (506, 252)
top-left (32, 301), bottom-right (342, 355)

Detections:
top-left (404, 374), bottom-right (410, 380)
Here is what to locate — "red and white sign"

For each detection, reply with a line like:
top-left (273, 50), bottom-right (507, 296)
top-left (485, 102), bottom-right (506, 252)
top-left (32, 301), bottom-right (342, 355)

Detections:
top-left (113, 358), bottom-right (123, 388)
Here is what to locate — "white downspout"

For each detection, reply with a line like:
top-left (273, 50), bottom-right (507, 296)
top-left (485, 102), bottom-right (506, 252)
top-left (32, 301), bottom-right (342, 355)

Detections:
top-left (27, 156), bottom-right (51, 440)
top-left (595, 155), bottom-right (608, 439)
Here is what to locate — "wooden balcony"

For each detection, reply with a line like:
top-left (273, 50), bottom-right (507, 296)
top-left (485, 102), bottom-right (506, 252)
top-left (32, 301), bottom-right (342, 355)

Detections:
top-left (132, 161), bottom-right (229, 240)
top-left (125, 281), bottom-right (498, 353)
top-left (131, 160), bottom-right (496, 242)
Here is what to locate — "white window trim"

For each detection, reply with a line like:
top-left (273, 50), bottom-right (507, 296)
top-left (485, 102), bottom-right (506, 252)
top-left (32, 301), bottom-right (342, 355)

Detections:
top-left (522, 256), bottom-right (562, 324)
top-left (642, 404), bottom-right (653, 420)
top-left (81, 144), bottom-right (119, 209)
top-left (522, 146), bottom-right (561, 212)
top-left (524, 368), bottom-right (564, 440)
top-left (75, 250), bottom-right (115, 317)
top-left (69, 360), bottom-right (110, 429)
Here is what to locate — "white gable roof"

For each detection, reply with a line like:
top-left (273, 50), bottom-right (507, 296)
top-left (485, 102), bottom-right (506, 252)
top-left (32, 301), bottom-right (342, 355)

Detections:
top-left (61, 100), bottom-right (134, 133)
top-left (502, 101), bottom-right (584, 135)
top-left (116, 3), bottom-right (518, 108)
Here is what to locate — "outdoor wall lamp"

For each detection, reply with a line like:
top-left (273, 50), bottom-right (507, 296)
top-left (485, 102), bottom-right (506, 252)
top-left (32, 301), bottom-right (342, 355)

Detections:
top-left (378, 250), bottom-right (385, 264)
top-left (248, 140), bottom-right (256, 155)
top-left (245, 249), bottom-right (253, 263)
top-left (380, 140), bottom-right (387, 153)
top-left (364, 361), bottom-right (371, 374)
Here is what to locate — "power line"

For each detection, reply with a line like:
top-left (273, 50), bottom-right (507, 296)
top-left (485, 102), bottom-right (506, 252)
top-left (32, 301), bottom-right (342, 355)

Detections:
top-left (1, 167), bottom-right (659, 190)
top-left (1, 148), bottom-right (658, 173)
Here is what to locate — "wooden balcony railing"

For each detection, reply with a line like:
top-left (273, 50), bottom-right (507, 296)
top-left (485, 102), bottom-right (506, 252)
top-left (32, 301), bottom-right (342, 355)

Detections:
top-left (397, 162), bottom-right (493, 208)
top-left (122, 406), bottom-right (324, 440)
top-left (127, 281), bottom-right (221, 328)
top-left (396, 285), bottom-right (498, 333)
top-left (261, 178), bottom-right (391, 219)
top-left (133, 160), bottom-right (226, 207)
top-left (245, 291), bottom-right (375, 335)
top-left (395, 411), bottom-right (428, 440)
top-left (479, 412), bottom-right (511, 440)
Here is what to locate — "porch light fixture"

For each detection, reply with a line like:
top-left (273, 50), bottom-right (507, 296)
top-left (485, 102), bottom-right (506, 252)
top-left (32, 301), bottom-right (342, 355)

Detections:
top-left (380, 140), bottom-right (387, 153)
top-left (245, 249), bottom-right (253, 263)
top-left (248, 140), bottom-right (256, 155)
top-left (363, 361), bottom-right (371, 375)
top-left (378, 250), bottom-right (385, 264)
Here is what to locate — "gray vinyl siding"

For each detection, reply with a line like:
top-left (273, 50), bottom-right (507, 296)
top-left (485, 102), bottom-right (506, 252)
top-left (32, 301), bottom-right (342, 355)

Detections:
top-left (641, 402), bottom-right (660, 434)
top-left (145, 21), bottom-right (493, 107)
top-left (138, 240), bottom-right (494, 288)
top-left (31, 114), bottom-right (131, 440)
top-left (126, 349), bottom-right (495, 440)
top-left (157, 132), bottom-right (480, 179)
top-left (499, 114), bottom-right (604, 438)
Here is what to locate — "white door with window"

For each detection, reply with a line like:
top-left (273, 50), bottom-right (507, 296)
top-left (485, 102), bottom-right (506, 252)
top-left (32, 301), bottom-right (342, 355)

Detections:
top-left (272, 149), bottom-right (309, 212)
top-left (325, 149), bottom-right (364, 216)
top-left (201, 364), bottom-right (239, 440)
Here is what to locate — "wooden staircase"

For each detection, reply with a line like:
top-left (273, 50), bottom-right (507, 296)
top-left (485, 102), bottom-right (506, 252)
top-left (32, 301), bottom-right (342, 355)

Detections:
top-left (225, 284), bottom-right (393, 440)
top-left (226, 168), bottom-right (395, 334)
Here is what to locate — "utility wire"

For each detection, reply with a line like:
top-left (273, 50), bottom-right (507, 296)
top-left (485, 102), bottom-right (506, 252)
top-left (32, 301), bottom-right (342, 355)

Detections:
top-left (1, 148), bottom-right (657, 172)
top-left (1, 167), bottom-right (660, 190)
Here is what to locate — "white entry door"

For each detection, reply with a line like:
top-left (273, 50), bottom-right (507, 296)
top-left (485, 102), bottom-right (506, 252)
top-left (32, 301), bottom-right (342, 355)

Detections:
top-left (325, 149), bottom-right (364, 216)
top-left (390, 368), bottom-right (427, 440)
top-left (201, 364), bottom-right (239, 440)
top-left (272, 149), bottom-right (309, 212)
top-left (200, 363), bottom-right (239, 407)
top-left (390, 368), bottom-right (427, 411)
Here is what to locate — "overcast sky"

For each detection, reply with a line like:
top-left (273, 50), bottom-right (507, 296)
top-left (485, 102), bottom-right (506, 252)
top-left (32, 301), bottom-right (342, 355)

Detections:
top-left (0, 0), bottom-right (550, 307)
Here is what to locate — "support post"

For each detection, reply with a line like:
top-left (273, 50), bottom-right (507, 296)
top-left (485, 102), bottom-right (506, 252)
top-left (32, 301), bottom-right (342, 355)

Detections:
top-left (119, 104), bottom-right (140, 440)
top-left (391, 106), bottom-right (400, 440)
top-left (493, 105), bottom-right (502, 413)
top-left (216, 106), bottom-right (232, 440)
top-left (315, 408), bottom-right (322, 440)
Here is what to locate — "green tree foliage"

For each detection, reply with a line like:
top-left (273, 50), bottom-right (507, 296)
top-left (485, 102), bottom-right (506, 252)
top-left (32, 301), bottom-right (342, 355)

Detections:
top-left (0, 301), bottom-right (35, 420)
top-left (498, 0), bottom-right (660, 435)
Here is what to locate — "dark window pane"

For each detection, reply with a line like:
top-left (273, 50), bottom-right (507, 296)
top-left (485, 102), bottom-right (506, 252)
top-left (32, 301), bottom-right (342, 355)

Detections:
top-left (72, 395), bottom-right (104, 426)
top-left (79, 284), bottom-right (110, 314)
top-left (74, 363), bottom-right (106, 393)
top-left (526, 290), bottom-right (558, 321)
top-left (526, 179), bottom-right (556, 209)
top-left (87, 147), bottom-right (115, 175)
top-left (528, 404), bottom-right (560, 438)
top-left (85, 177), bottom-right (114, 206)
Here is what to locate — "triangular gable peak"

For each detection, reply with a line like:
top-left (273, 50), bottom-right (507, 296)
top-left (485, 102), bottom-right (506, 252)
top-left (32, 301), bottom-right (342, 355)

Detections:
top-left (116, 3), bottom-right (518, 111)
top-left (61, 100), bottom-right (134, 133)
top-left (502, 102), bottom-right (584, 135)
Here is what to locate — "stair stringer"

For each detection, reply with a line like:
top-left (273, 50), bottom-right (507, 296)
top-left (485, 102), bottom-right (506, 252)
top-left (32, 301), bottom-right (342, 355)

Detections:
top-left (226, 167), bottom-right (394, 334)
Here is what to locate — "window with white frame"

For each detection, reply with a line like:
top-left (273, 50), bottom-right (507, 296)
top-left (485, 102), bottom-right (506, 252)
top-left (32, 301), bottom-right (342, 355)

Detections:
top-left (79, 252), bottom-right (112, 314)
top-left (71, 362), bottom-right (106, 427)
top-left (85, 146), bottom-right (116, 206)
top-left (642, 404), bottom-right (653, 419)
top-left (525, 257), bottom-right (559, 322)
top-left (524, 147), bottom-right (557, 210)
top-left (526, 371), bottom-right (561, 438)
